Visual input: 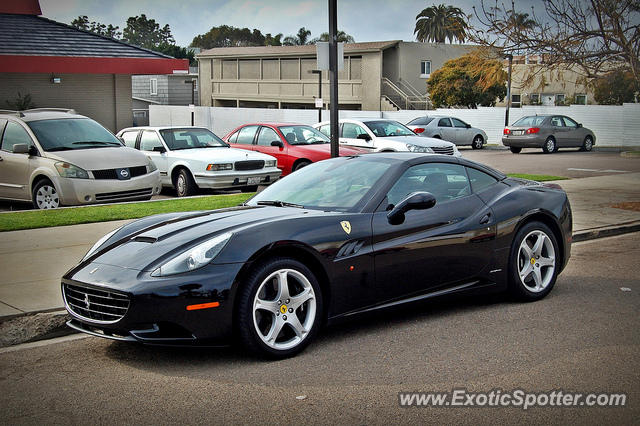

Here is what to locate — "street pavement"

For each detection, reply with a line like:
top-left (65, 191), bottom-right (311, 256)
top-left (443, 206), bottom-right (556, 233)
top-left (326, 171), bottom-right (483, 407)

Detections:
top-left (0, 172), bottom-right (638, 318)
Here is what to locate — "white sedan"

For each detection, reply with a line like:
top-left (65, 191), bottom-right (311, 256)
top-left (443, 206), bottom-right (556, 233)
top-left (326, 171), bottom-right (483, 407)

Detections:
top-left (117, 126), bottom-right (281, 196)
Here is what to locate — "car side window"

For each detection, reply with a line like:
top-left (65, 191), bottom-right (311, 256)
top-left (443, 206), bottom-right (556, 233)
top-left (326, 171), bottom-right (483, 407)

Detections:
top-left (236, 126), bottom-right (259, 145)
top-left (226, 131), bottom-right (238, 144)
top-left (1, 121), bottom-right (33, 152)
top-left (257, 127), bottom-right (280, 146)
top-left (120, 131), bottom-right (139, 148)
top-left (438, 118), bottom-right (452, 127)
top-left (550, 116), bottom-right (564, 127)
top-left (451, 118), bottom-right (468, 128)
top-left (318, 124), bottom-right (330, 137)
top-left (562, 117), bottom-right (578, 128)
top-left (140, 131), bottom-right (163, 152)
top-left (385, 163), bottom-right (471, 207)
top-left (342, 123), bottom-right (368, 139)
top-left (466, 167), bottom-right (498, 193)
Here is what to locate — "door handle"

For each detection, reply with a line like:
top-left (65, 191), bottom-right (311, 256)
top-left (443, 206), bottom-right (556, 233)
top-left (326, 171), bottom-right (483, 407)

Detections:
top-left (479, 212), bottom-right (491, 224)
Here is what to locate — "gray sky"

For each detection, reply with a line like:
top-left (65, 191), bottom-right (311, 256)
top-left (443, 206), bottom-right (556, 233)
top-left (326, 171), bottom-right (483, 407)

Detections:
top-left (38, 0), bottom-right (518, 47)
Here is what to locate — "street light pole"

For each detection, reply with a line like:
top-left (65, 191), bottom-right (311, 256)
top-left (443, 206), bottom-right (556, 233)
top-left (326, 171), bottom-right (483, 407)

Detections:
top-left (310, 69), bottom-right (322, 122)
top-left (505, 54), bottom-right (513, 127)
top-left (328, 0), bottom-right (339, 158)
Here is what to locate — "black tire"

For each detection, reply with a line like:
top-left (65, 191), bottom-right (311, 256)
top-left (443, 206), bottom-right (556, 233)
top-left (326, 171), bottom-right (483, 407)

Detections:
top-left (542, 137), bottom-right (556, 154)
top-left (241, 185), bottom-right (258, 193)
top-left (472, 135), bottom-right (484, 149)
top-left (508, 221), bottom-right (560, 302)
top-left (32, 179), bottom-right (60, 209)
top-left (510, 146), bottom-right (522, 154)
top-left (175, 168), bottom-right (197, 197)
top-left (433, 135), bottom-right (442, 139)
top-left (236, 257), bottom-right (323, 359)
top-left (293, 160), bottom-right (311, 172)
top-left (580, 135), bottom-right (594, 152)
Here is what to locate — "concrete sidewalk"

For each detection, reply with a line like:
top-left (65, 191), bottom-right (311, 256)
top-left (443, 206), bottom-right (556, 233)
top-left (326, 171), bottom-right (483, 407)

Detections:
top-left (0, 173), bottom-right (639, 319)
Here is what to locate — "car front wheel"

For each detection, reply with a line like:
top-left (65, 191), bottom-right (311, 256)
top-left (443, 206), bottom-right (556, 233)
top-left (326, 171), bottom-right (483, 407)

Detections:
top-left (175, 169), bottom-right (196, 197)
top-left (508, 221), bottom-right (559, 301)
top-left (472, 135), bottom-right (484, 149)
top-left (581, 136), bottom-right (593, 152)
top-left (32, 179), bottom-right (60, 209)
top-left (237, 257), bottom-right (322, 358)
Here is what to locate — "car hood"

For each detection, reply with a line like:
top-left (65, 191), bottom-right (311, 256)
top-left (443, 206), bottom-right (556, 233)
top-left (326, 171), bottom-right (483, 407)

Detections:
top-left (44, 147), bottom-right (149, 168)
top-left (169, 147), bottom-right (275, 161)
top-left (86, 206), bottom-right (324, 271)
top-left (381, 135), bottom-right (455, 148)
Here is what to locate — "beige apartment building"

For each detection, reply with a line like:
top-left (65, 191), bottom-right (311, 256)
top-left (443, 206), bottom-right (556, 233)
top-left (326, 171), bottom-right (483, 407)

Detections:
top-left (196, 41), bottom-right (473, 111)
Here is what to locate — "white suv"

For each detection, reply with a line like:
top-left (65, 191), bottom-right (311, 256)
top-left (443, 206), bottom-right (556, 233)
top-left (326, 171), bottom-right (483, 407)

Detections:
top-left (117, 126), bottom-right (281, 196)
top-left (0, 109), bottom-right (161, 209)
top-left (314, 118), bottom-right (461, 156)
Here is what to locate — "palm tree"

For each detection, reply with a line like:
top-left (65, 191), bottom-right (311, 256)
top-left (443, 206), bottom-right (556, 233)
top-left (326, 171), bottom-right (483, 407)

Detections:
top-left (310, 31), bottom-right (355, 44)
top-left (283, 27), bottom-right (312, 46)
top-left (414, 4), bottom-right (468, 43)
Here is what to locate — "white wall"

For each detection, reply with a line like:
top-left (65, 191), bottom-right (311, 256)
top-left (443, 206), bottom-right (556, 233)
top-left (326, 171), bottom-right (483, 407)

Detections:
top-left (150, 103), bottom-right (640, 147)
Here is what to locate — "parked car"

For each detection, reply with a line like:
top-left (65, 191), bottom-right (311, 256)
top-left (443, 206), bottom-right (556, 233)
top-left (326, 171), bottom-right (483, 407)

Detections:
top-left (117, 126), bottom-right (281, 195)
top-left (0, 108), bottom-right (161, 209)
top-left (502, 114), bottom-right (596, 154)
top-left (406, 116), bottom-right (488, 149)
top-left (63, 153), bottom-right (571, 358)
top-left (313, 118), bottom-right (461, 156)
top-left (223, 123), bottom-right (366, 176)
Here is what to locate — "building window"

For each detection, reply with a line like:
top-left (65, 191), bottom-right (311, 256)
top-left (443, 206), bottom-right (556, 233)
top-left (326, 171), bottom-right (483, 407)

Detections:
top-left (511, 94), bottom-right (521, 108)
top-left (420, 60), bottom-right (431, 78)
top-left (529, 93), bottom-right (540, 104)
top-left (555, 93), bottom-right (566, 105)
top-left (575, 94), bottom-right (587, 105)
top-left (150, 78), bottom-right (157, 95)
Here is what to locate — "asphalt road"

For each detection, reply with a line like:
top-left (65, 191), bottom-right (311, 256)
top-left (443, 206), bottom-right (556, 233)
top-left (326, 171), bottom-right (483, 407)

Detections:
top-left (1, 233), bottom-right (638, 425)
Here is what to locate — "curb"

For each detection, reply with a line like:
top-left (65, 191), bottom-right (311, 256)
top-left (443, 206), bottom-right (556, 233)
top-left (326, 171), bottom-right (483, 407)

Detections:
top-left (572, 221), bottom-right (640, 242)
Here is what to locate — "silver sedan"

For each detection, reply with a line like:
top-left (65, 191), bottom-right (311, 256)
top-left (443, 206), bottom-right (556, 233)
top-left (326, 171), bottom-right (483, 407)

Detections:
top-left (502, 115), bottom-right (596, 154)
top-left (406, 116), bottom-right (488, 149)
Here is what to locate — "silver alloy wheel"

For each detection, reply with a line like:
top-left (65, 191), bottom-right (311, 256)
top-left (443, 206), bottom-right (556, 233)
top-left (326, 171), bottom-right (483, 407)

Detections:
top-left (176, 174), bottom-right (186, 195)
top-left (252, 268), bottom-right (317, 351)
top-left (517, 230), bottom-right (556, 292)
top-left (584, 136), bottom-right (593, 151)
top-left (473, 136), bottom-right (483, 149)
top-left (35, 184), bottom-right (59, 209)
top-left (545, 138), bottom-right (556, 153)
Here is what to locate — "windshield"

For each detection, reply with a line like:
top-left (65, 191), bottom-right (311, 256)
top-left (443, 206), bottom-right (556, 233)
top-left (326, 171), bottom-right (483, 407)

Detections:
top-left (248, 157), bottom-right (392, 211)
top-left (512, 116), bottom-right (547, 127)
top-left (27, 118), bottom-right (122, 151)
top-left (159, 128), bottom-right (229, 150)
top-left (277, 125), bottom-right (330, 145)
top-left (363, 120), bottom-right (415, 137)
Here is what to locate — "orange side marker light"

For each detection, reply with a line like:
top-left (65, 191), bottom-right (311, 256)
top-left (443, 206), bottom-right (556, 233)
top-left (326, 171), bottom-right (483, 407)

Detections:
top-left (186, 301), bottom-right (220, 311)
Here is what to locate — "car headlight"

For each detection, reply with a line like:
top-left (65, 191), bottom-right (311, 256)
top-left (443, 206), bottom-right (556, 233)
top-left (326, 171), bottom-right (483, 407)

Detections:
top-left (265, 160), bottom-right (277, 168)
top-left (82, 227), bottom-right (122, 261)
top-left (146, 156), bottom-right (158, 172)
top-left (405, 144), bottom-right (434, 153)
top-left (151, 232), bottom-right (232, 277)
top-left (207, 163), bottom-right (233, 171)
top-left (55, 162), bottom-right (89, 179)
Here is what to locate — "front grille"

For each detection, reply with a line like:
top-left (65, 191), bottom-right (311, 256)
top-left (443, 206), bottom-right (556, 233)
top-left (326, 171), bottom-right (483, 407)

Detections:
top-left (92, 166), bottom-right (148, 180)
top-left (234, 160), bottom-right (264, 171)
top-left (432, 146), bottom-right (454, 155)
top-left (95, 188), bottom-right (152, 201)
top-left (63, 283), bottom-right (129, 323)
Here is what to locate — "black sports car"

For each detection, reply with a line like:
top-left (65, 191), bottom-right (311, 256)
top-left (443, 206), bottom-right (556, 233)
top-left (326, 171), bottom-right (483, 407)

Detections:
top-left (62, 153), bottom-right (572, 358)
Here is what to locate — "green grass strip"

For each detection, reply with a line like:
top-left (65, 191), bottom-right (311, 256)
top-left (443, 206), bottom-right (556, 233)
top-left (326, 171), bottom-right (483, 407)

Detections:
top-left (0, 193), bottom-right (252, 232)
top-left (507, 173), bottom-right (569, 182)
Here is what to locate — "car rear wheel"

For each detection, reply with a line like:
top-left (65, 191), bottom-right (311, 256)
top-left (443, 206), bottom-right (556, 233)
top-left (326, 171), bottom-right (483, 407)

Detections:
top-left (237, 257), bottom-right (322, 358)
top-left (175, 169), bottom-right (196, 197)
top-left (32, 179), bottom-right (60, 209)
top-left (472, 135), bottom-right (484, 149)
top-left (510, 147), bottom-right (522, 154)
top-left (508, 221), bottom-right (559, 301)
top-left (581, 136), bottom-right (593, 152)
top-left (542, 137), bottom-right (557, 154)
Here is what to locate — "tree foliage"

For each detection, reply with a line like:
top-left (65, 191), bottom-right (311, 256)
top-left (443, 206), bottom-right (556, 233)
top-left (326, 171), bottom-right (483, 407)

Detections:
top-left (191, 25), bottom-right (281, 48)
top-left (122, 14), bottom-right (175, 50)
top-left (5, 92), bottom-right (36, 110)
top-left (71, 15), bottom-right (121, 39)
top-left (592, 70), bottom-right (640, 104)
top-left (470, 0), bottom-right (640, 87)
top-left (427, 52), bottom-right (507, 108)
top-left (414, 4), bottom-right (468, 43)
top-left (283, 27), bottom-right (312, 46)
top-left (310, 31), bottom-right (355, 44)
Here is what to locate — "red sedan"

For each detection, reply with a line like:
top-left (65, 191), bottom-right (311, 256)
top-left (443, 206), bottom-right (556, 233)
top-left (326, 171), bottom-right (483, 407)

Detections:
top-left (223, 123), bottom-right (366, 176)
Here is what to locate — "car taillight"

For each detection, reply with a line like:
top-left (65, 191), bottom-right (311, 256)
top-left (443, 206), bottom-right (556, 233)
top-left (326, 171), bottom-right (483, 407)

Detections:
top-left (413, 128), bottom-right (425, 134)
top-left (526, 127), bottom-right (540, 134)
top-left (503, 128), bottom-right (511, 135)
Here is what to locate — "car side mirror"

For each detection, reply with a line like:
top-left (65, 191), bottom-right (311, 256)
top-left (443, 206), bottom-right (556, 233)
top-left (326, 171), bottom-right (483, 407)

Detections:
top-left (466, 124), bottom-right (471, 128)
top-left (357, 134), bottom-right (372, 141)
top-left (271, 140), bottom-right (284, 148)
top-left (12, 143), bottom-right (29, 154)
top-left (152, 146), bottom-right (166, 153)
top-left (577, 123), bottom-right (583, 128)
top-left (387, 192), bottom-right (436, 225)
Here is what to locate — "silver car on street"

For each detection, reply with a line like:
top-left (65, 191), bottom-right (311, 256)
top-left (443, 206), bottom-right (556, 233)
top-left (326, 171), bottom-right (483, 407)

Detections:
top-left (406, 116), bottom-right (488, 149)
top-left (502, 114), bottom-right (596, 154)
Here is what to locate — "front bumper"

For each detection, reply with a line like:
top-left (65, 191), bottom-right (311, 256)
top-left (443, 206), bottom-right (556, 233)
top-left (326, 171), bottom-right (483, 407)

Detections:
top-left (193, 169), bottom-right (281, 189)
top-left (54, 171), bottom-right (162, 205)
top-left (61, 261), bottom-right (245, 345)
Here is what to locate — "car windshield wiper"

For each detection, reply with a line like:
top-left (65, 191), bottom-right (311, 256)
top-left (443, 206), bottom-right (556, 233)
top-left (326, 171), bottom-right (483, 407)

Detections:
top-left (71, 141), bottom-right (121, 146)
top-left (46, 146), bottom-right (75, 151)
top-left (257, 200), bottom-right (304, 208)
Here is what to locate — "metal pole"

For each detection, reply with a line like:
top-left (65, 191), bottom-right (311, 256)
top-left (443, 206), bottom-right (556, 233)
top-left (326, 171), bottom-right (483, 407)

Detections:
top-left (328, 0), bottom-right (339, 158)
top-left (317, 71), bottom-right (322, 123)
top-left (505, 54), bottom-right (513, 127)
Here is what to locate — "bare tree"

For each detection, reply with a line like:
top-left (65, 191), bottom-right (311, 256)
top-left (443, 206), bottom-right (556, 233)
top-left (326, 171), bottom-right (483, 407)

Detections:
top-left (470, 0), bottom-right (640, 86)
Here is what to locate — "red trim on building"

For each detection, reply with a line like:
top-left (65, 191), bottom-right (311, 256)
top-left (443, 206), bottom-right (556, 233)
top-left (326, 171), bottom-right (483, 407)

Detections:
top-left (0, 0), bottom-right (42, 15)
top-left (0, 55), bottom-right (189, 75)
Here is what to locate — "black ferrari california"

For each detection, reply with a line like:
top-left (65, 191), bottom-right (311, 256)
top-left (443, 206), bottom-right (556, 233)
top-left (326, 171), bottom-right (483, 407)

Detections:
top-left (62, 153), bottom-right (572, 358)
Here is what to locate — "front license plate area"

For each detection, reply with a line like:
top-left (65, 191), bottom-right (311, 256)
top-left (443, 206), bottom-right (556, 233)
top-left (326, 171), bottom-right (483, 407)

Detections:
top-left (247, 176), bottom-right (261, 185)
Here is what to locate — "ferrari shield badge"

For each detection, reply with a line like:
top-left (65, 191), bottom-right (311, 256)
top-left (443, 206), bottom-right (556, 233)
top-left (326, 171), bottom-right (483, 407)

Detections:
top-left (340, 221), bottom-right (352, 235)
